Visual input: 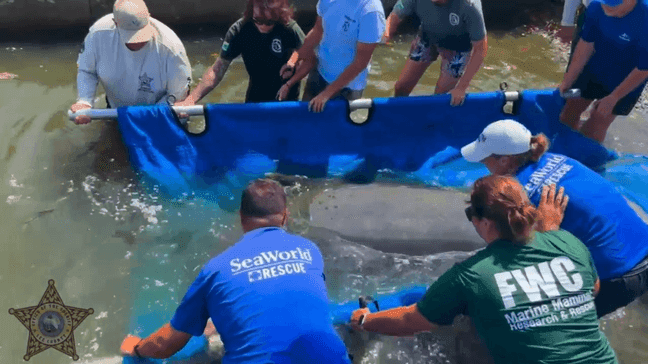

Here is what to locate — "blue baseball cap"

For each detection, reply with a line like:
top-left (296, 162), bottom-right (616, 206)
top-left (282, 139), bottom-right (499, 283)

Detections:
top-left (599, 0), bottom-right (623, 7)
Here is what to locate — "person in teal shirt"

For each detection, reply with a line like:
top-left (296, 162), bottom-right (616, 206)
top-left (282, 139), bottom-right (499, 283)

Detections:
top-left (350, 175), bottom-right (618, 364)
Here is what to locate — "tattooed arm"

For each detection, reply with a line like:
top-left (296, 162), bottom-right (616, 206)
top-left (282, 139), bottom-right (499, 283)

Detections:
top-left (175, 57), bottom-right (231, 106)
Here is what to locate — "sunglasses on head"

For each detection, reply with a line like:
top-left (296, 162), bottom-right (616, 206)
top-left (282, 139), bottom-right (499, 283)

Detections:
top-left (253, 17), bottom-right (276, 26)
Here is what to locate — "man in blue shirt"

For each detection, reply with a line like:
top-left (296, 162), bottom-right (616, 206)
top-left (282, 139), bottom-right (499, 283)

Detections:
top-left (279, 0), bottom-right (386, 112)
top-left (120, 179), bottom-right (351, 363)
top-left (559, 0), bottom-right (648, 143)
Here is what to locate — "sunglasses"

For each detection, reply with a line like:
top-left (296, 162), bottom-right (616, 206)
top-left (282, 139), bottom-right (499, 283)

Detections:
top-left (253, 17), bottom-right (276, 26)
top-left (465, 205), bottom-right (483, 222)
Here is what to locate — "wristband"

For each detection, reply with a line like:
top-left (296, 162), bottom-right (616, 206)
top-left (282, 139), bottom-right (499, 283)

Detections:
top-left (133, 343), bottom-right (143, 358)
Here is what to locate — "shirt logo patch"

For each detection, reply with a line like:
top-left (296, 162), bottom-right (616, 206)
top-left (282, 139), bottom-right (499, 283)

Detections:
top-left (138, 73), bottom-right (154, 93)
top-left (342, 15), bottom-right (356, 32)
top-left (449, 13), bottom-right (460, 26)
top-left (271, 38), bottom-right (282, 53)
top-left (495, 257), bottom-right (594, 332)
top-left (523, 155), bottom-right (573, 197)
top-left (221, 41), bottom-right (230, 52)
top-left (229, 247), bottom-right (314, 283)
top-left (619, 33), bottom-right (631, 42)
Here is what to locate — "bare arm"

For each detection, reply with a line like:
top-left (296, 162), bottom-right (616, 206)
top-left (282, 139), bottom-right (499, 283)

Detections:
top-left (279, 17), bottom-right (322, 81)
top-left (308, 41), bottom-right (378, 112)
top-left (296, 16), bottom-right (324, 64)
top-left (383, 12), bottom-right (403, 42)
top-left (610, 68), bottom-right (648, 101)
top-left (455, 37), bottom-right (488, 91)
top-left (560, 39), bottom-right (595, 92)
top-left (321, 42), bottom-right (377, 98)
top-left (593, 278), bottom-right (601, 297)
top-left (351, 305), bottom-right (436, 337)
top-left (121, 323), bottom-right (191, 359)
top-left (278, 53), bottom-right (317, 101)
top-left (177, 57), bottom-right (231, 106)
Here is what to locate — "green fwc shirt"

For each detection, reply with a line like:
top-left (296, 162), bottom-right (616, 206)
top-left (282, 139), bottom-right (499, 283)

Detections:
top-left (417, 230), bottom-right (618, 364)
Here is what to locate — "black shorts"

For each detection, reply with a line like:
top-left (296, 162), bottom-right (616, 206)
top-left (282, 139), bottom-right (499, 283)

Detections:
top-left (572, 67), bottom-right (645, 116)
top-left (595, 253), bottom-right (648, 318)
top-left (303, 69), bottom-right (363, 101)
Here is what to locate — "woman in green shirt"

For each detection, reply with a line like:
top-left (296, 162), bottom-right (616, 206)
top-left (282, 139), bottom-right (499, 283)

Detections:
top-left (350, 175), bottom-right (618, 364)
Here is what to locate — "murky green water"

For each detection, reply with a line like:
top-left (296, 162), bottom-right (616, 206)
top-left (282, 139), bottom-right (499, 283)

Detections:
top-left (1, 7), bottom-right (647, 364)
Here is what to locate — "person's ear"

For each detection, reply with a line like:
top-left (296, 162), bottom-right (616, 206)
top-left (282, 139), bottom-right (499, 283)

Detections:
top-left (498, 155), bottom-right (510, 167)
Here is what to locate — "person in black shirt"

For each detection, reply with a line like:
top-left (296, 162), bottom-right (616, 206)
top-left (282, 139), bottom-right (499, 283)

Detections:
top-left (176, 0), bottom-right (305, 105)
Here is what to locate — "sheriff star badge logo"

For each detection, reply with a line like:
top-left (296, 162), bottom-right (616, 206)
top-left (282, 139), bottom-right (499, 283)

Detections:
top-left (9, 279), bottom-right (94, 361)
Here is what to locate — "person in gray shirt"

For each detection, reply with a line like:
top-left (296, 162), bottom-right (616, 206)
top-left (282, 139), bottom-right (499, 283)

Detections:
top-left (384, 0), bottom-right (487, 106)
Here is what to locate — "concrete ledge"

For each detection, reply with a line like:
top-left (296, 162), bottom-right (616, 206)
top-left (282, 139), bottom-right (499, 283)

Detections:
top-left (0, 0), bottom-right (548, 37)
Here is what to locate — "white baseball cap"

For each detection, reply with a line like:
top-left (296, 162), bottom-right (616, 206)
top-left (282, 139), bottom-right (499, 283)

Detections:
top-left (113, 0), bottom-right (156, 44)
top-left (461, 119), bottom-right (532, 162)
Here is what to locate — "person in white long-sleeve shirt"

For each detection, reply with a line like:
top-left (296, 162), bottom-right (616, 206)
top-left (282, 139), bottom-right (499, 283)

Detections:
top-left (70, 0), bottom-right (191, 125)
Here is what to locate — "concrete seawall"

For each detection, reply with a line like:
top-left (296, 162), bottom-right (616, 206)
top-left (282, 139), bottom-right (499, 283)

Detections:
top-left (1, 0), bottom-right (548, 38)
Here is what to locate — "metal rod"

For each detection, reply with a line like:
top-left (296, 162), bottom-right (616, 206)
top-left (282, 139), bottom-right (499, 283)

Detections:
top-left (67, 90), bottom-right (581, 121)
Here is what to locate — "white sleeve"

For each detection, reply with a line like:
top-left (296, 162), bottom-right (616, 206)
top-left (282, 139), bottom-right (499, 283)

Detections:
top-left (158, 50), bottom-right (192, 104)
top-left (76, 33), bottom-right (99, 106)
top-left (561, 0), bottom-right (582, 27)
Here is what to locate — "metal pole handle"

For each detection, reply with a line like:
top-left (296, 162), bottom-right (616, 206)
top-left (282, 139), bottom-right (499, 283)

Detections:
top-left (67, 89), bottom-right (581, 121)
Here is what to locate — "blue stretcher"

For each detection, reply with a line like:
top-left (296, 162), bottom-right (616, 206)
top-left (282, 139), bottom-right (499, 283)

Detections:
top-left (117, 90), bottom-right (648, 363)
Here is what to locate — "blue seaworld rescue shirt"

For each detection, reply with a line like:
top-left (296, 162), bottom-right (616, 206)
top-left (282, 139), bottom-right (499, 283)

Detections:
top-left (516, 153), bottom-right (648, 280)
top-left (170, 227), bottom-right (351, 364)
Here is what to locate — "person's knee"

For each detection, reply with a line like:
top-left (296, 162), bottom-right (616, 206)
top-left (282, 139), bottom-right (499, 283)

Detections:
top-left (394, 79), bottom-right (412, 97)
top-left (434, 76), bottom-right (457, 95)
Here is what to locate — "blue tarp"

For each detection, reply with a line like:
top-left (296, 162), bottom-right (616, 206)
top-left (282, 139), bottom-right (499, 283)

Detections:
top-left (117, 89), bottom-right (617, 196)
top-left (116, 89), bottom-right (648, 363)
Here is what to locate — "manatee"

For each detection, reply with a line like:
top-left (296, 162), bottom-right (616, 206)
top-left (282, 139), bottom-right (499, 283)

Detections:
top-left (309, 184), bottom-right (485, 255)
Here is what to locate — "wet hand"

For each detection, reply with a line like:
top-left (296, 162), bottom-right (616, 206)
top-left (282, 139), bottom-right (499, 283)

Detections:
top-left (308, 93), bottom-right (331, 113)
top-left (350, 308), bottom-right (370, 332)
top-left (592, 95), bottom-right (617, 118)
top-left (449, 87), bottom-right (467, 106)
top-left (280, 63), bottom-right (295, 80)
top-left (276, 84), bottom-right (291, 101)
top-left (558, 81), bottom-right (571, 96)
top-left (70, 102), bottom-right (92, 125)
top-left (535, 184), bottom-right (569, 232)
top-left (174, 98), bottom-right (195, 119)
top-left (120, 334), bottom-right (142, 356)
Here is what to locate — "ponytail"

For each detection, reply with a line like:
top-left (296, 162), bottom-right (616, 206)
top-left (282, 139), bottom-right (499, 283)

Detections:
top-left (528, 134), bottom-right (550, 163)
top-left (505, 202), bottom-right (537, 244)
